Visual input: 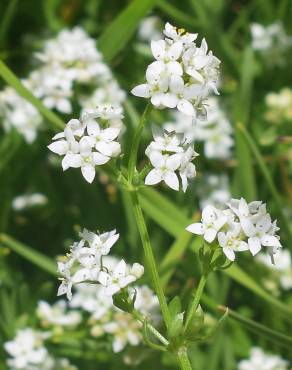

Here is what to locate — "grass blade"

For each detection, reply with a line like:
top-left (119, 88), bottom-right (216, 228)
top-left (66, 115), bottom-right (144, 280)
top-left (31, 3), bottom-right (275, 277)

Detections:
top-left (0, 233), bottom-right (57, 276)
top-left (0, 60), bottom-right (65, 130)
top-left (98, 0), bottom-right (158, 62)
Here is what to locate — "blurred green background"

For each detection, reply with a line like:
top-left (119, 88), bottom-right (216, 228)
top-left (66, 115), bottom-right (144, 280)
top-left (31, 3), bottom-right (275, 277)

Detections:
top-left (0, 0), bottom-right (292, 369)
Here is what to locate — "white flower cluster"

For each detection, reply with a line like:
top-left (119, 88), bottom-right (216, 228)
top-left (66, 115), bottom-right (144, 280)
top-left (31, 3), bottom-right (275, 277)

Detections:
top-left (37, 300), bottom-right (82, 328)
top-left (238, 347), bottom-right (288, 370)
top-left (251, 22), bottom-right (292, 67)
top-left (70, 279), bottom-right (160, 353)
top-left (12, 193), bottom-right (48, 211)
top-left (164, 97), bottom-right (233, 159)
top-left (0, 27), bottom-right (125, 143)
top-left (265, 87), bottom-right (292, 124)
top-left (57, 228), bottom-right (144, 300)
top-left (145, 127), bottom-right (198, 191)
top-left (138, 16), bottom-right (163, 42)
top-left (33, 27), bottom-right (125, 113)
top-left (4, 328), bottom-right (77, 370)
top-left (0, 85), bottom-right (42, 143)
top-left (132, 22), bottom-right (220, 117)
top-left (48, 105), bottom-right (123, 183)
top-left (186, 198), bottom-right (282, 262)
top-left (257, 249), bottom-right (292, 291)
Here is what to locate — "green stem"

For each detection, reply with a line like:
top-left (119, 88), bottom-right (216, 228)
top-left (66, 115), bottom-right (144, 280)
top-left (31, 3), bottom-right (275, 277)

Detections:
top-left (130, 191), bottom-right (171, 328)
top-left (0, 60), bottom-right (65, 131)
top-left (133, 310), bottom-right (169, 347)
top-left (127, 102), bottom-right (151, 184)
top-left (184, 274), bottom-right (207, 330)
top-left (177, 347), bottom-right (193, 370)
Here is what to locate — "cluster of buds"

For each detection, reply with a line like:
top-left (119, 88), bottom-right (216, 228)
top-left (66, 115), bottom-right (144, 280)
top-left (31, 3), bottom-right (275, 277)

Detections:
top-left (132, 22), bottom-right (220, 117)
top-left (186, 198), bottom-right (282, 262)
top-left (48, 105), bottom-right (123, 183)
top-left (57, 228), bottom-right (144, 300)
top-left (145, 127), bottom-right (198, 191)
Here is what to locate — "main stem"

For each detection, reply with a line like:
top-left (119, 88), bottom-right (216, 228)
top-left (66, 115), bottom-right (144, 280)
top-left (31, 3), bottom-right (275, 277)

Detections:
top-left (128, 102), bottom-right (151, 184)
top-left (184, 274), bottom-right (207, 330)
top-left (177, 347), bottom-right (193, 370)
top-left (130, 191), bottom-right (171, 328)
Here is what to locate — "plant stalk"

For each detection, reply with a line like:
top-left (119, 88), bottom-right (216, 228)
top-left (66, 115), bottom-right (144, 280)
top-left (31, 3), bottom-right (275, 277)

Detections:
top-left (184, 274), bottom-right (207, 330)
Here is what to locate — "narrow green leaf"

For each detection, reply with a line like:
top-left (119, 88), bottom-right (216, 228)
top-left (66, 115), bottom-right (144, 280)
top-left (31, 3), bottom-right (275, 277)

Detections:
top-left (98, 0), bottom-right (157, 62)
top-left (0, 0), bottom-right (18, 47)
top-left (168, 296), bottom-right (182, 320)
top-left (0, 233), bottom-right (57, 276)
top-left (220, 306), bottom-right (292, 349)
top-left (0, 60), bottom-right (65, 130)
top-left (139, 187), bottom-right (189, 237)
top-left (160, 230), bottom-right (193, 287)
top-left (232, 47), bottom-right (258, 201)
top-left (157, 0), bottom-right (199, 28)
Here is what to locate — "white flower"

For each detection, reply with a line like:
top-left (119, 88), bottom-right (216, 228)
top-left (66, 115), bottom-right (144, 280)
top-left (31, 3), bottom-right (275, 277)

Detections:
top-left (238, 347), bottom-right (288, 370)
top-left (227, 198), bottom-right (282, 260)
top-left (250, 22), bottom-right (292, 66)
top-left (182, 38), bottom-right (220, 94)
top-left (145, 128), bottom-right (198, 191)
top-left (12, 193), bottom-right (47, 211)
top-left (265, 87), bottom-right (292, 124)
top-left (98, 259), bottom-right (144, 296)
top-left (78, 228), bottom-right (119, 256)
top-left (164, 97), bottom-right (233, 159)
top-left (186, 205), bottom-right (227, 243)
top-left (257, 249), bottom-right (292, 290)
top-left (218, 224), bottom-right (249, 261)
top-left (37, 300), bottom-right (82, 327)
top-left (48, 106), bottom-right (123, 183)
top-left (4, 328), bottom-right (51, 370)
top-left (132, 22), bottom-right (220, 117)
top-left (0, 85), bottom-right (42, 143)
top-left (145, 151), bottom-right (182, 191)
top-left (163, 22), bottom-right (198, 44)
top-left (103, 311), bottom-right (142, 353)
top-left (187, 198), bottom-right (283, 263)
top-left (138, 16), bottom-right (163, 42)
top-left (134, 285), bottom-right (160, 323)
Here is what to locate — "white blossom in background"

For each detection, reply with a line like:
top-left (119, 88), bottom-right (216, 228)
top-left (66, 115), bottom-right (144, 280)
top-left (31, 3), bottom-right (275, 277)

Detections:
top-left (4, 328), bottom-right (52, 370)
top-left (238, 347), bottom-right (288, 370)
top-left (196, 174), bottom-right (231, 209)
top-left (56, 228), bottom-right (144, 300)
top-left (0, 85), bottom-right (42, 143)
top-left (0, 26), bottom-right (125, 143)
top-left (12, 193), bottom-right (48, 211)
top-left (164, 97), bottom-right (233, 159)
top-left (132, 22), bottom-right (220, 117)
top-left (79, 80), bottom-right (126, 114)
top-left (186, 198), bottom-right (282, 262)
top-left (48, 105), bottom-right (123, 183)
top-left (145, 127), bottom-right (198, 191)
top-left (37, 300), bottom-right (82, 328)
top-left (138, 16), bottom-right (163, 42)
top-left (265, 88), bottom-right (292, 124)
top-left (103, 311), bottom-right (142, 353)
top-left (257, 249), bottom-right (292, 290)
top-left (251, 22), bottom-right (292, 67)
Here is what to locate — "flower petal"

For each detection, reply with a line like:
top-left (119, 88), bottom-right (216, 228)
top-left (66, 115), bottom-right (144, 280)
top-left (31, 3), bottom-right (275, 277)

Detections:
top-left (248, 237), bottom-right (262, 256)
top-left (131, 84), bottom-right (151, 98)
top-left (186, 223), bottom-right (204, 235)
top-left (81, 164), bottom-right (96, 183)
top-left (164, 171), bottom-right (179, 191)
top-left (145, 169), bottom-right (162, 185)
